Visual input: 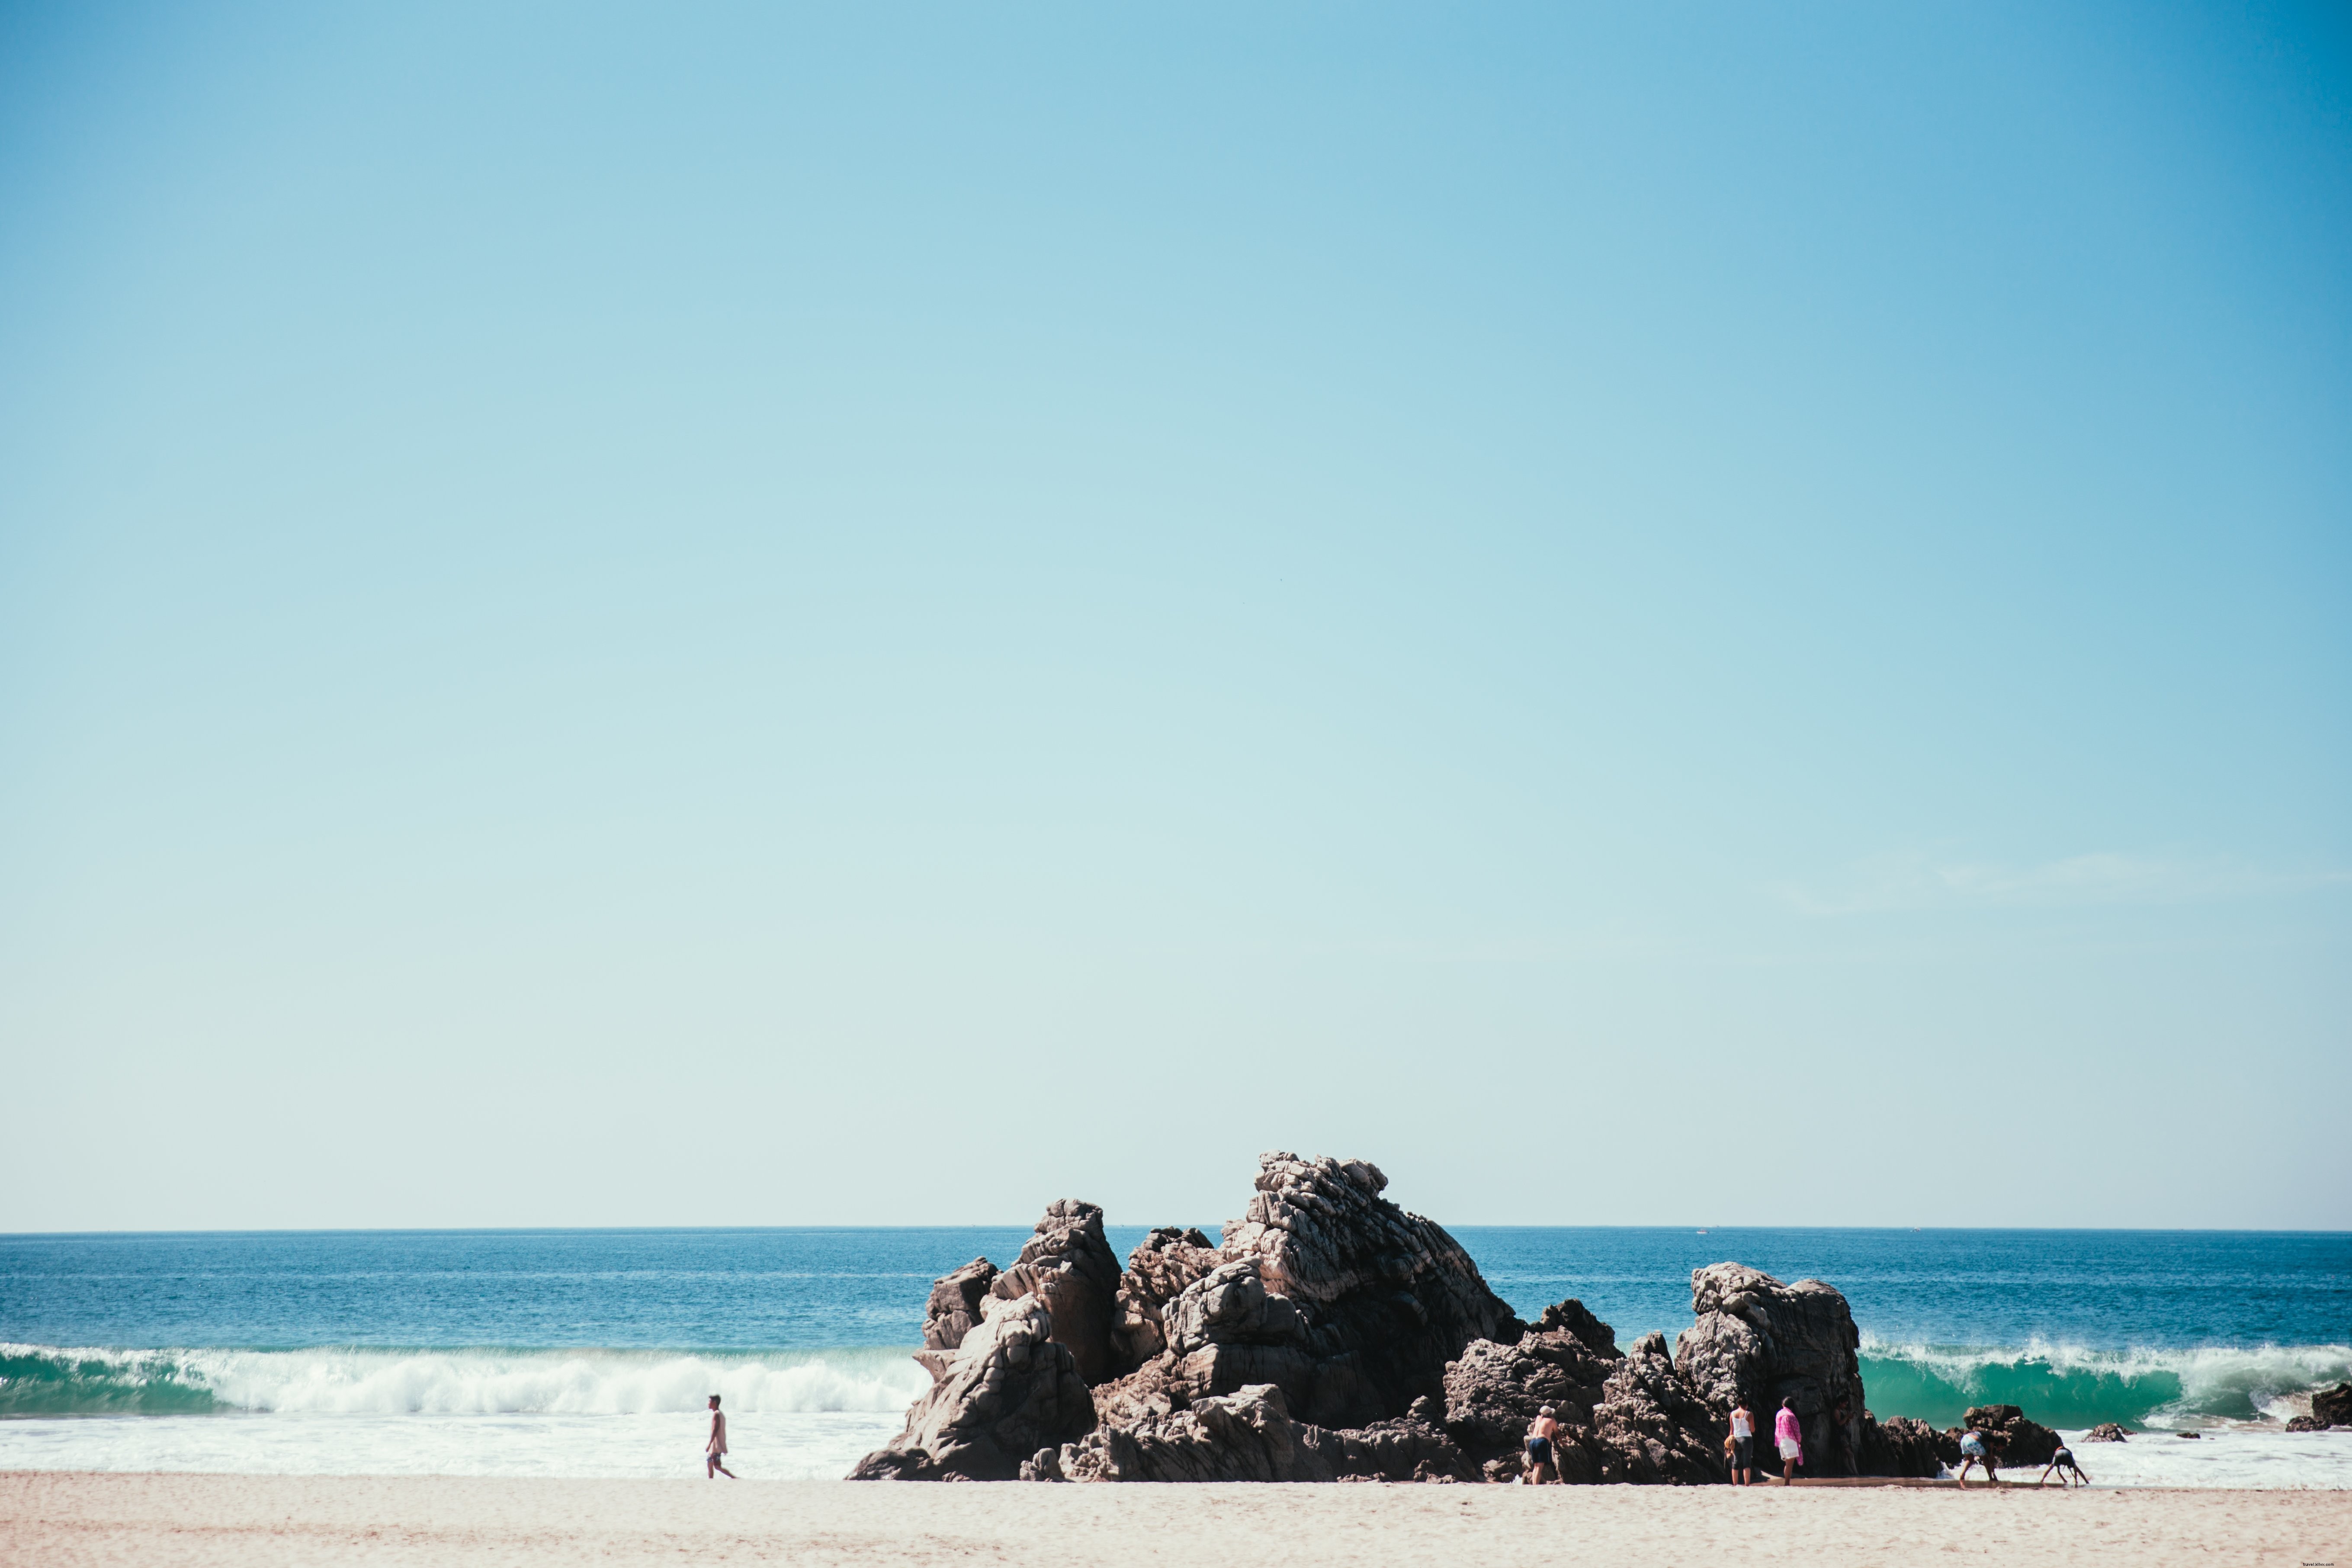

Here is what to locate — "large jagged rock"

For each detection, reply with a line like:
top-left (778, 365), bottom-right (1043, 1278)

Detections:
top-left (1858, 1413), bottom-right (1944, 1477)
top-left (1673, 1263), bottom-right (1866, 1477)
top-left (1218, 1153), bottom-right (1522, 1428)
top-left (1090, 1351), bottom-right (1183, 1429)
top-left (2314, 1382), bottom-right (2352, 1427)
top-left (1439, 1298), bottom-right (1621, 1481)
top-left (1111, 1227), bottom-right (1222, 1366)
top-left (1023, 1383), bottom-right (1473, 1483)
top-left (2082, 1422), bottom-right (2131, 1442)
top-left (988, 1200), bottom-right (1124, 1385)
top-left (1162, 1257), bottom-right (1321, 1410)
top-left (850, 1295), bottom-right (1096, 1480)
top-left (914, 1258), bottom-right (998, 1379)
top-left (1592, 1331), bottom-right (1727, 1484)
top-left (1954, 1403), bottom-right (2060, 1469)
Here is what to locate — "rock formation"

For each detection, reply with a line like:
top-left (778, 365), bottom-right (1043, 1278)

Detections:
top-left (1110, 1227), bottom-right (1222, 1366)
top-left (1672, 1263), bottom-right (1867, 1477)
top-left (850, 1294), bottom-right (1096, 1480)
top-left (1438, 1299), bottom-right (1622, 1481)
top-left (2081, 1422), bottom-right (2131, 1443)
top-left (856, 1152), bottom-right (1516, 1482)
top-left (2285, 1414), bottom-right (2329, 1433)
top-left (986, 1200), bottom-right (1124, 1384)
top-left (1858, 1414), bottom-right (1945, 1477)
top-left (1023, 1383), bottom-right (1475, 1483)
top-left (2313, 1381), bottom-right (2352, 1428)
top-left (1954, 1403), bottom-right (2061, 1469)
top-left (854, 1151), bottom-right (2068, 1486)
top-left (1216, 1154), bottom-right (1524, 1428)
top-left (914, 1257), bottom-right (997, 1379)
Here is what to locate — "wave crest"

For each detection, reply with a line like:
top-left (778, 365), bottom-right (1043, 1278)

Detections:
top-left (0, 1344), bottom-right (931, 1418)
top-left (1856, 1337), bottom-right (2352, 1430)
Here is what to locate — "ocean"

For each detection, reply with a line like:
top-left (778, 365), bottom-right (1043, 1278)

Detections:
top-left (4, 1225), bottom-right (2347, 1487)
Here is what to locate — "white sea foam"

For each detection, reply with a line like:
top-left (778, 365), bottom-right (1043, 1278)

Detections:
top-left (0, 1411), bottom-right (908, 1480)
top-left (0, 1343), bottom-right (931, 1417)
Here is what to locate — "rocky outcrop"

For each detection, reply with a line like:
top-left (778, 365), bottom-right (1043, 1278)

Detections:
top-left (1438, 1298), bottom-right (1620, 1480)
top-left (2082, 1422), bottom-right (2131, 1443)
top-left (1672, 1264), bottom-right (1866, 1477)
top-left (1110, 1227), bottom-right (1222, 1365)
top-left (1219, 1154), bottom-right (1523, 1428)
top-left (1162, 1257), bottom-right (1320, 1411)
top-left (2285, 1415), bottom-right (2328, 1433)
top-left (986, 1200), bottom-right (1124, 1385)
top-left (2313, 1382), bottom-right (2352, 1427)
top-left (1592, 1331), bottom-right (1727, 1484)
top-left (857, 1152), bottom-right (2058, 1489)
top-left (1857, 1414), bottom-right (1944, 1477)
top-left (1023, 1383), bottom-right (1474, 1483)
top-left (856, 1152), bottom-right (1516, 1484)
top-left (915, 1258), bottom-right (998, 1379)
top-left (1955, 1403), bottom-right (2060, 1469)
top-left (850, 1294), bottom-right (1096, 1480)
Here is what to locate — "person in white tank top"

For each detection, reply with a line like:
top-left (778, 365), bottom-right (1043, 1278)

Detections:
top-left (1728, 1401), bottom-right (1755, 1486)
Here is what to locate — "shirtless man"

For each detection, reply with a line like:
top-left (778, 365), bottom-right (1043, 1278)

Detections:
top-left (705, 1395), bottom-right (736, 1479)
top-left (1728, 1400), bottom-right (1755, 1485)
top-left (1954, 1423), bottom-right (1995, 1489)
top-left (1524, 1404), bottom-right (1562, 1483)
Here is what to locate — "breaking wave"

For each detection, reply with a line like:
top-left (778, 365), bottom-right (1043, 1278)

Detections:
top-left (0, 1344), bottom-right (930, 1418)
top-left (1858, 1337), bottom-right (2352, 1430)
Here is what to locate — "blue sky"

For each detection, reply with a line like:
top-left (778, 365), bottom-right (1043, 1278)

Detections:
top-left (1, 2), bottom-right (2346, 1231)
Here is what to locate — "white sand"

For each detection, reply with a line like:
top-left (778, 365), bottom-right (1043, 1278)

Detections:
top-left (6, 1472), bottom-right (2349, 1567)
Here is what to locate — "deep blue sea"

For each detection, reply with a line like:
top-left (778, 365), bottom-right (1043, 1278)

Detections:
top-left (3, 1226), bottom-right (2346, 1482)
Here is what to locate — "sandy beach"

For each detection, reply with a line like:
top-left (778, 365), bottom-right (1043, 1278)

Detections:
top-left (7, 1472), bottom-right (2348, 1567)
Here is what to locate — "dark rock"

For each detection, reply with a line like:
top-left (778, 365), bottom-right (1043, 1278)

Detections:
top-left (1533, 1298), bottom-right (1623, 1360)
top-left (2314, 1382), bottom-right (2352, 1427)
top-left (2081, 1422), bottom-right (2131, 1443)
top-left (1043, 1382), bottom-right (1473, 1483)
top-left (1219, 1153), bottom-right (1523, 1428)
top-left (1438, 1298), bottom-right (1620, 1480)
top-left (988, 1200), bottom-right (1125, 1385)
top-left (1089, 1351), bottom-right (1183, 1429)
top-left (1592, 1331), bottom-right (1727, 1484)
top-left (915, 1258), bottom-right (998, 1380)
top-left (1858, 1414), bottom-right (1944, 1478)
top-left (1955, 1404), bottom-right (2061, 1469)
top-left (2285, 1415), bottom-right (2329, 1433)
top-left (1165, 1258), bottom-right (1309, 1356)
top-left (2176, 1429), bottom-right (2201, 1439)
top-left (1673, 1263), bottom-right (1867, 1477)
top-left (1161, 1256), bottom-right (1318, 1411)
top-left (849, 1295), bottom-right (1097, 1481)
top-left (1111, 1227), bottom-right (1221, 1366)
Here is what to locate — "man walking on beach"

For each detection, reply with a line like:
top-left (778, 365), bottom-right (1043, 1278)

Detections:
top-left (705, 1395), bottom-right (736, 1479)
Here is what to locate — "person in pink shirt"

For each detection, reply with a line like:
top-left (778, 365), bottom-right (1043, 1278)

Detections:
top-left (1773, 1397), bottom-right (1804, 1484)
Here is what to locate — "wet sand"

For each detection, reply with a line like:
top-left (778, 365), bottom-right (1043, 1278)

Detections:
top-left (7, 1470), bottom-right (2349, 1566)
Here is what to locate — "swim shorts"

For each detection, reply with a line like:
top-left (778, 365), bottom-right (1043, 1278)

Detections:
top-left (1778, 1438), bottom-right (1802, 1461)
top-left (1524, 1437), bottom-right (1553, 1465)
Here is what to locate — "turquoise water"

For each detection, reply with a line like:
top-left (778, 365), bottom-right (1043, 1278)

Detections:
top-left (3, 1226), bottom-right (2345, 1432)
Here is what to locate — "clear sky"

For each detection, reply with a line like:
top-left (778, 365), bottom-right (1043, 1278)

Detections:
top-left (1, 2), bottom-right (2346, 1234)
